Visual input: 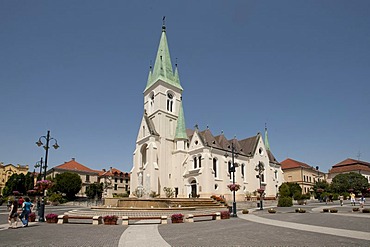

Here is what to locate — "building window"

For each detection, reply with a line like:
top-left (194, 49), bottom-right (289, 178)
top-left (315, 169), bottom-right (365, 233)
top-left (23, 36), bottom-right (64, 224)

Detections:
top-left (115, 178), bottom-right (118, 183)
top-left (120, 178), bottom-right (123, 183)
top-left (193, 157), bottom-right (197, 169)
top-left (198, 156), bottom-right (202, 168)
top-left (213, 158), bottom-right (217, 178)
top-left (241, 164), bottom-right (245, 177)
top-left (125, 179), bottom-right (128, 183)
top-left (114, 184), bottom-right (117, 190)
top-left (86, 175), bottom-right (90, 182)
top-left (167, 92), bottom-right (173, 112)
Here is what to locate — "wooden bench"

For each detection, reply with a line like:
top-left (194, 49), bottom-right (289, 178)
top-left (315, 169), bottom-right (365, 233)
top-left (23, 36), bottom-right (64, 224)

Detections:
top-left (185, 212), bottom-right (221, 223)
top-left (121, 216), bottom-right (167, 225)
top-left (57, 215), bottom-right (103, 225)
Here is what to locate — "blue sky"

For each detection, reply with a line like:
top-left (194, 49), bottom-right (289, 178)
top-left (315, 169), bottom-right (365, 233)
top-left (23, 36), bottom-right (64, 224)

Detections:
top-left (1, 1), bottom-right (369, 174)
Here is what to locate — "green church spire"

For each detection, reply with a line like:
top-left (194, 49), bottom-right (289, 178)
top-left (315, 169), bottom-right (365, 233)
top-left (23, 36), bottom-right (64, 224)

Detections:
top-left (145, 18), bottom-right (183, 92)
top-left (175, 101), bottom-right (187, 140)
top-left (264, 125), bottom-right (270, 151)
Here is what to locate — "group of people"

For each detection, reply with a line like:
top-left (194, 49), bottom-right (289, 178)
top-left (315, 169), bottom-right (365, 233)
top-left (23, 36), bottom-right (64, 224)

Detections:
top-left (8, 197), bottom-right (34, 229)
top-left (350, 192), bottom-right (366, 207)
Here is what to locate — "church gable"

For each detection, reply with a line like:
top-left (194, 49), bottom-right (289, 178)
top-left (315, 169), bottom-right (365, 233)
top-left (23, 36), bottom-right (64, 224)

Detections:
top-left (136, 113), bottom-right (159, 142)
top-left (188, 130), bottom-right (205, 151)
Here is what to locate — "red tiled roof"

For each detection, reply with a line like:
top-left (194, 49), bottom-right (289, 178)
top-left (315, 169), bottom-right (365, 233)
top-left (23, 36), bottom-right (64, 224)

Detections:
top-left (330, 164), bottom-right (370, 174)
top-left (54, 159), bottom-right (97, 173)
top-left (333, 158), bottom-right (370, 167)
top-left (281, 158), bottom-right (312, 170)
top-left (98, 167), bottom-right (129, 177)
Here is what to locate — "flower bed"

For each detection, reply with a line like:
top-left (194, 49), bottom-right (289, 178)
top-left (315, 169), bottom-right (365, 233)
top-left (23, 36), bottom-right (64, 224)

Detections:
top-left (103, 215), bottom-right (118, 225)
top-left (29, 212), bottom-right (36, 222)
top-left (171, 213), bottom-right (184, 223)
top-left (220, 211), bottom-right (230, 219)
top-left (45, 213), bottom-right (58, 223)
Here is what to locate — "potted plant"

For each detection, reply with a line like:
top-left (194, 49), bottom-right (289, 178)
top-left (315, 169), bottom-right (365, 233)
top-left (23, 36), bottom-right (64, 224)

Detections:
top-left (227, 184), bottom-right (241, 192)
top-left (295, 208), bottom-right (306, 213)
top-left (220, 211), bottom-right (230, 219)
top-left (268, 208), bottom-right (276, 213)
top-left (362, 208), bottom-right (370, 213)
top-left (29, 212), bottom-right (36, 222)
top-left (353, 207), bottom-right (360, 212)
top-left (242, 209), bottom-right (249, 214)
top-left (171, 213), bottom-right (184, 223)
top-left (45, 213), bottom-right (58, 223)
top-left (103, 215), bottom-right (118, 225)
top-left (322, 208), bottom-right (329, 213)
top-left (329, 209), bottom-right (338, 213)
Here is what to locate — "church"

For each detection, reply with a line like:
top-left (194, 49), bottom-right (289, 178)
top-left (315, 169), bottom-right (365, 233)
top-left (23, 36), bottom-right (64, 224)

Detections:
top-left (130, 22), bottom-right (283, 201)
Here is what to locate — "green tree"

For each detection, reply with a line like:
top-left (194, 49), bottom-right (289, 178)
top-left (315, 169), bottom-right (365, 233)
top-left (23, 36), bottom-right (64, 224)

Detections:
top-left (53, 172), bottom-right (82, 200)
top-left (279, 183), bottom-right (290, 197)
top-left (331, 172), bottom-right (369, 194)
top-left (85, 183), bottom-right (103, 199)
top-left (2, 173), bottom-right (26, 196)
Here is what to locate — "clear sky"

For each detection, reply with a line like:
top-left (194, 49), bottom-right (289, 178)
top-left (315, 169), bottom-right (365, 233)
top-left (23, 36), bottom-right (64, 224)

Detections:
top-left (1, 1), bottom-right (369, 174)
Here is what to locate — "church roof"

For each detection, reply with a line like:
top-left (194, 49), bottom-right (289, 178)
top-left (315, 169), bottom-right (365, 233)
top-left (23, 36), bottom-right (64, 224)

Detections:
top-left (199, 129), bottom-right (220, 148)
top-left (175, 101), bottom-right (187, 140)
top-left (145, 22), bottom-right (182, 92)
top-left (332, 158), bottom-right (370, 167)
top-left (238, 135), bottom-right (260, 157)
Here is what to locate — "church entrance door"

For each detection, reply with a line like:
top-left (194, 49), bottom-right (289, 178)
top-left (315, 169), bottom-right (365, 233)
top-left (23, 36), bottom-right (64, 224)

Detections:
top-left (191, 180), bottom-right (197, 198)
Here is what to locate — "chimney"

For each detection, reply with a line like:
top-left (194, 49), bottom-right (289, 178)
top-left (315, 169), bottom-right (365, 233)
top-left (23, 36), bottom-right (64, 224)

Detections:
top-left (72, 158), bottom-right (75, 161)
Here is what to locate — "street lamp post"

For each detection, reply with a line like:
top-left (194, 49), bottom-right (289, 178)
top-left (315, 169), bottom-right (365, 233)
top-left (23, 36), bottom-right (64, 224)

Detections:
top-left (255, 161), bottom-right (265, 210)
top-left (34, 158), bottom-right (43, 181)
top-left (36, 130), bottom-right (59, 222)
top-left (224, 142), bottom-right (238, 217)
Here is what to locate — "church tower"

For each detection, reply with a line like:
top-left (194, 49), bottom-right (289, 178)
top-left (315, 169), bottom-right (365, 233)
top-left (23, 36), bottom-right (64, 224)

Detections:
top-left (130, 20), bottom-right (186, 197)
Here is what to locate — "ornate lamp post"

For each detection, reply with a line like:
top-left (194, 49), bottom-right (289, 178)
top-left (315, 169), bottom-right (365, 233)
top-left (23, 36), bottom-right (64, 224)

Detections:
top-left (36, 130), bottom-right (59, 222)
top-left (34, 158), bottom-right (44, 181)
top-left (224, 141), bottom-right (238, 217)
top-left (255, 161), bottom-right (265, 210)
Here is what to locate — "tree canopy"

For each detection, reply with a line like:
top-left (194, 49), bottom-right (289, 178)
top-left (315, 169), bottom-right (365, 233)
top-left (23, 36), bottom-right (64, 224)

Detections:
top-left (85, 183), bottom-right (103, 199)
top-left (331, 172), bottom-right (369, 194)
top-left (2, 173), bottom-right (35, 197)
top-left (53, 172), bottom-right (82, 200)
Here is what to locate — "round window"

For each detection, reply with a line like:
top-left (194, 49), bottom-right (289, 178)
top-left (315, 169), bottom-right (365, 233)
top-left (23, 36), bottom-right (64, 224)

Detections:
top-left (259, 147), bottom-right (264, 156)
top-left (215, 184), bottom-right (218, 190)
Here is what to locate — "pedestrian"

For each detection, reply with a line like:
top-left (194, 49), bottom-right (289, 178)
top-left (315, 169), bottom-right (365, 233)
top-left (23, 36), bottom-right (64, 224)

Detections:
top-left (350, 192), bottom-right (356, 206)
top-left (8, 200), bottom-right (19, 229)
top-left (339, 195), bottom-right (344, 206)
top-left (359, 195), bottom-right (365, 208)
top-left (19, 197), bottom-right (34, 227)
top-left (18, 196), bottom-right (24, 208)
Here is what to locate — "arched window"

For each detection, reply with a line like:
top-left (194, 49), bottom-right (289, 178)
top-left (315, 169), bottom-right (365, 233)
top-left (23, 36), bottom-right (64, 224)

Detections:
top-left (241, 164), bottom-right (245, 177)
top-left (149, 91), bottom-right (155, 113)
top-left (140, 144), bottom-right (147, 169)
top-left (193, 157), bottom-right (197, 169)
top-left (167, 92), bottom-right (173, 112)
top-left (198, 156), bottom-right (202, 168)
top-left (213, 158), bottom-right (218, 178)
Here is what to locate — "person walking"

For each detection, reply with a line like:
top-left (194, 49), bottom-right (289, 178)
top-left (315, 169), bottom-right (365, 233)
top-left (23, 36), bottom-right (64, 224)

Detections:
top-left (359, 195), bottom-right (366, 208)
top-left (350, 192), bottom-right (356, 206)
top-left (8, 200), bottom-right (19, 229)
top-left (19, 197), bottom-right (34, 227)
top-left (339, 195), bottom-right (344, 206)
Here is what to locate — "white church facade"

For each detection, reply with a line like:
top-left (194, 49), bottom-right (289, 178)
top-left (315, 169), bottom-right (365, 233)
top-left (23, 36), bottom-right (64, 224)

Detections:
top-left (130, 23), bottom-right (283, 201)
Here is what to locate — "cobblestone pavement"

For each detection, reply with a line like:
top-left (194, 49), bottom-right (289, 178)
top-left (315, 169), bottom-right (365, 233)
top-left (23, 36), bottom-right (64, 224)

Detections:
top-left (0, 202), bottom-right (369, 246)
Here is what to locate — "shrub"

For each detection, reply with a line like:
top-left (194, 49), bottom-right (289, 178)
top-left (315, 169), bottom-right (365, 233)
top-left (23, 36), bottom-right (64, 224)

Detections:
top-left (362, 208), bottom-right (370, 213)
top-left (330, 209), bottom-right (338, 213)
top-left (323, 208), bottom-right (329, 213)
top-left (242, 209), bottom-right (249, 214)
top-left (278, 196), bottom-right (293, 207)
top-left (48, 193), bottom-right (63, 203)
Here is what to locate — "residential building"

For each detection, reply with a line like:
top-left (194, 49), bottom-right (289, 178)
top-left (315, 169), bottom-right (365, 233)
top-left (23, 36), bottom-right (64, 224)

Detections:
top-left (130, 22), bottom-right (283, 201)
top-left (0, 163), bottom-right (29, 195)
top-left (47, 158), bottom-right (130, 198)
top-left (281, 158), bottom-right (326, 194)
top-left (328, 158), bottom-right (370, 183)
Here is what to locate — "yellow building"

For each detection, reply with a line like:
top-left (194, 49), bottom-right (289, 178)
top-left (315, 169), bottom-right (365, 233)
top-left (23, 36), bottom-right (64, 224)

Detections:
top-left (0, 162), bottom-right (29, 195)
top-left (281, 158), bottom-right (326, 194)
